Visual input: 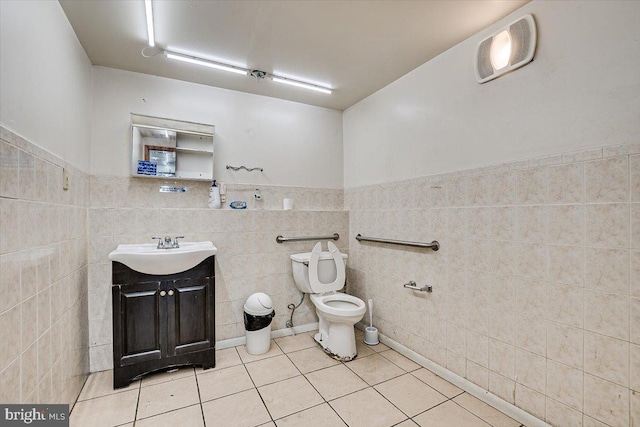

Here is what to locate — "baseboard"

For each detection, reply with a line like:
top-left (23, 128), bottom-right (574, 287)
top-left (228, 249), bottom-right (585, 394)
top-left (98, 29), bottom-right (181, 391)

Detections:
top-left (216, 322), bottom-right (319, 350)
top-left (355, 323), bottom-right (551, 427)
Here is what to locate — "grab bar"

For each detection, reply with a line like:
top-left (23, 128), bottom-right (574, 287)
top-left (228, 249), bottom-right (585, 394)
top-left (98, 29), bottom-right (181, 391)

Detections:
top-left (404, 281), bottom-right (433, 293)
top-left (226, 164), bottom-right (263, 172)
top-left (355, 234), bottom-right (440, 251)
top-left (276, 233), bottom-right (339, 244)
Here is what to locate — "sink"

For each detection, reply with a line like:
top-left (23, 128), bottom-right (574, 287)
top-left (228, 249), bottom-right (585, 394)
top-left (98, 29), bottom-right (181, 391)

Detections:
top-left (108, 241), bottom-right (217, 275)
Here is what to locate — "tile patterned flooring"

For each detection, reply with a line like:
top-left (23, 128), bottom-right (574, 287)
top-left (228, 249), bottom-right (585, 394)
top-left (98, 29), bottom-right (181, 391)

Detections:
top-left (71, 330), bottom-right (525, 427)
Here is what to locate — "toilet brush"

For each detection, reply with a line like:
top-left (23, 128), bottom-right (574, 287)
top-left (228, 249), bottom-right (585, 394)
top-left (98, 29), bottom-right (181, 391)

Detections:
top-left (364, 299), bottom-right (379, 345)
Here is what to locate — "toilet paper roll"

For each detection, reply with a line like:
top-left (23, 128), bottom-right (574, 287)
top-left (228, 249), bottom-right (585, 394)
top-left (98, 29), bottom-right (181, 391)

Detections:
top-left (283, 198), bottom-right (293, 210)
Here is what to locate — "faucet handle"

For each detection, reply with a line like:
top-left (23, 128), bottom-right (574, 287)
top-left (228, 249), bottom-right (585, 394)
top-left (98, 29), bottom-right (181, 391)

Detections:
top-left (173, 236), bottom-right (185, 248)
top-left (151, 236), bottom-right (163, 248)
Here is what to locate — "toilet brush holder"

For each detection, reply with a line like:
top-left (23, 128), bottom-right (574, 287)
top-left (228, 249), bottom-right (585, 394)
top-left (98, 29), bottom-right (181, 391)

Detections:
top-left (364, 326), bottom-right (379, 346)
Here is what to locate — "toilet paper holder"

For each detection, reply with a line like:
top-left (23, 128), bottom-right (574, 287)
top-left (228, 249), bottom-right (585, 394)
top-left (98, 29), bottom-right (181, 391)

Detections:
top-left (403, 281), bottom-right (433, 293)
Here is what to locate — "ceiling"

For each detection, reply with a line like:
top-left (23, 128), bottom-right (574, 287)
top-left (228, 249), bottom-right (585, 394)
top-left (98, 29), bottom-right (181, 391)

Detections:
top-left (59, 0), bottom-right (529, 111)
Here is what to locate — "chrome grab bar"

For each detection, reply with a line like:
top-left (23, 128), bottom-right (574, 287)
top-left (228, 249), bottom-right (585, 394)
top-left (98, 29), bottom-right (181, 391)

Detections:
top-left (403, 281), bottom-right (433, 293)
top-left (276, 233), bottom-right (339, 244)
top-left (355, 234), bottom-right (440, 251)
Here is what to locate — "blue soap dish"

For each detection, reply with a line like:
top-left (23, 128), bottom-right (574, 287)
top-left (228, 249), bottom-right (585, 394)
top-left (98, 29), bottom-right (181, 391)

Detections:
top-left (229, 200), bottom-right (247, 209)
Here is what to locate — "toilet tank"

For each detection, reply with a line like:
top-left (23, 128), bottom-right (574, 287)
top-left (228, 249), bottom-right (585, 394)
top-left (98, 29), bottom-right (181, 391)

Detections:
top-left (290, 252), bottom-right (348, 293)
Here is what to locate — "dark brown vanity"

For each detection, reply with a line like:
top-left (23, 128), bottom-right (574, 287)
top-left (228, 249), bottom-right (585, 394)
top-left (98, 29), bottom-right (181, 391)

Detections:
top-left (111, 256), bottom-right (216, 388)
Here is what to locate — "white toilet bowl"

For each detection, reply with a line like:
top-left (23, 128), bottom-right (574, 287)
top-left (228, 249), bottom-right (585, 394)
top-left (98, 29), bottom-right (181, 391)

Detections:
top-left (311, 293), bottom-right (366, 361)
top-left (290, 241), bottom-right (366, 361)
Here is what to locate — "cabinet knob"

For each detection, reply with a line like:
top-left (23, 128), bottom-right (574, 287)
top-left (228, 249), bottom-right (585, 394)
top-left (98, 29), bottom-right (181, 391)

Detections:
top-left (160, 291), bottom-right (166, 297)
top-left (168, 290), bottom-right (174, 296)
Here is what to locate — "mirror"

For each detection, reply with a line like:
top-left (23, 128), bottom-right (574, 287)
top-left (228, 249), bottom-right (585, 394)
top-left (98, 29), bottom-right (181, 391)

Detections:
top-left (131, 114), bottom-right (214, 181)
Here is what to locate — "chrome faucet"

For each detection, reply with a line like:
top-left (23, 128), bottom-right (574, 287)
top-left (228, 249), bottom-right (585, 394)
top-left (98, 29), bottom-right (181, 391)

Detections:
top-left (152, 236), bottom-right (184, 249)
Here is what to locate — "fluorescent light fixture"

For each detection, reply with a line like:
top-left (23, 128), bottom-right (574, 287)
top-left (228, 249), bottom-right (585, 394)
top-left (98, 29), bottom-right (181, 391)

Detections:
top-left (272, 77), bottom-right (332, 94)
top-left (163, 50), bottom-right (331, 94)
top-left (145, 0), bottom-right (155, 47)
top-left (165, 51), bottom-right (248, 75)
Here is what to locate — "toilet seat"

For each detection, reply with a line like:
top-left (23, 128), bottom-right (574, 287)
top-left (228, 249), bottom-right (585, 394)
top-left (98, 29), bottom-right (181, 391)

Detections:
top-left (311, 293), bottom-right (366, 317)
top-left (309, 241), bottom-right (345, 292)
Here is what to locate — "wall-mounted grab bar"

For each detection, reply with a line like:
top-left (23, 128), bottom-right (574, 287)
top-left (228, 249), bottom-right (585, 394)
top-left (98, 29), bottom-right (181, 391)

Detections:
top-left (226, 164), bottom-right (264, 172)
top-left (355, 234), bottom-right (440, 251)
top-left (403, 281), bottom-right (433, 293)
top-left (276, 233), bottom-right (339, 244)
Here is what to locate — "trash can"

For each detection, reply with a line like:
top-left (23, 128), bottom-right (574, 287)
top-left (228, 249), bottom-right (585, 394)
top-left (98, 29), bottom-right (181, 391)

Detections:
top-left (244, 293), bottom-right (275, 355)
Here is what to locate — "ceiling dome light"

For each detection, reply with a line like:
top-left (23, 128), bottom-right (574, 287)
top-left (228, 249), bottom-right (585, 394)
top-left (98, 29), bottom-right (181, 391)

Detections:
top-left (490, 30), bottom-right (511, 71)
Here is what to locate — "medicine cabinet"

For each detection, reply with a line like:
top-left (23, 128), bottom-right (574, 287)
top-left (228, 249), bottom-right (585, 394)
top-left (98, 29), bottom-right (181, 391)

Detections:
top-left (131, 114), bottom-right (214, 181)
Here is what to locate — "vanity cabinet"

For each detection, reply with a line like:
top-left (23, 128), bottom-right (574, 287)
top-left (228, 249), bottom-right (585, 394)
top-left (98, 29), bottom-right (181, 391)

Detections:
top-left (112, 257), bottom-right (216, 388)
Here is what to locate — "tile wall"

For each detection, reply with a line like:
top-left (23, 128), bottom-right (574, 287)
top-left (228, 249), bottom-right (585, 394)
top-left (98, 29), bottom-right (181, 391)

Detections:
top-left (346, 143), bottom-right (640, 427)
top-left (88, 175), bottom-right (347, 371)
top-left (0, 127), bottom-right (90, 405)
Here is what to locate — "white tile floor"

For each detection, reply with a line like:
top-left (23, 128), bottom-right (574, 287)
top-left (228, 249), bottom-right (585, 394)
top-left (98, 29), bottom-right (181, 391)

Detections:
top-left (71, 330), bottom-right (524, 427)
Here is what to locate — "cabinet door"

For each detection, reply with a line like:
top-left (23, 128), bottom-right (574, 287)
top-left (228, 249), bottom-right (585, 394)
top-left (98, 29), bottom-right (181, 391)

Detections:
top-left (113, 281), bottom-right (164, 367)
top-left (166, 277), bottom-right (214, 356)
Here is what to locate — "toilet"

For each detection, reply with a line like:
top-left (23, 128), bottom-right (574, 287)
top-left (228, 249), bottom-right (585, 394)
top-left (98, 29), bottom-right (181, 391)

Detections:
top-left (290, 241), bottom-right (366, 361)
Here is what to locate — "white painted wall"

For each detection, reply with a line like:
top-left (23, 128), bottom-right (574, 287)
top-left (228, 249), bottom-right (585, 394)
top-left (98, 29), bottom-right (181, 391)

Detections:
top-left (91, 67), bottom-right (343, 188)
top-left (0, 0), bottom-right (92, 171)
top-left (343, 1), bottom-right (640, 188)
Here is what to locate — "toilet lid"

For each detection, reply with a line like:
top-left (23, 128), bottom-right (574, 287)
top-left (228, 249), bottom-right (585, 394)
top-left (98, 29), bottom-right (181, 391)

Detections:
top-left (308, 241), bottom-right (346, 293)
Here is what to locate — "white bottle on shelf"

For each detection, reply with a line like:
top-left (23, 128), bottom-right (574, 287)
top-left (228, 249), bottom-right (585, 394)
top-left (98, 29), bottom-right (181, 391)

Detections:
top-left (208, 180), bottom-right (221, 209)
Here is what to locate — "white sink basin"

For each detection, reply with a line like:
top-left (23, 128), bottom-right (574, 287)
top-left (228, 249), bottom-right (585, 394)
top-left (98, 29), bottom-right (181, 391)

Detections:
top-left (109, 241), bottom-right (217, 275)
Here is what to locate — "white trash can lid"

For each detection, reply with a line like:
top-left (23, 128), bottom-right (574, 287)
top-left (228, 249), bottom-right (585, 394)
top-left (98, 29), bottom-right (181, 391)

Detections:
top-left (244, 293), bottom-right (273, 316)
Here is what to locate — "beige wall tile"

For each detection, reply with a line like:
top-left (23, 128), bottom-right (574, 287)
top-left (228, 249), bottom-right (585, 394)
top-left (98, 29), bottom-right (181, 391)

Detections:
top-left (583, 374), bottom-right (630, 427)
top-left (0, 305), bottom-right (21, 372)
top-left (446, 176), bottom-right (468, 207)
top-left (488, 371), bottom-right (515, 404)
top-left (466, 330), bottom-right (489, 368)
top-left (0, 198), bottom-right (20, 254)
top-left (548, 163), bottom-right (584, 204)
top-left (585, 157), bottom-right (629, 203)
top-left (586, 203), bottom-right (630, 249)
top-left (491, 172), bottom-right (516, 206)
top-left (545, 398), bottom-right (583, 427)
top-left (632, 203), bottom-right (640, 249)
top-left (548, 205), bottom-right (584, 246)
top-left (0, 141), bottom-right (20, 199)
top-left (489, 339), bottom-right (515, 378)
top-left (631, 344), bottom-right (640, 392)
top-left (516, 314), bottom-right (546, 356)
top-left (466, 361), bottom-right (489, 389)
top-left (547, 283), bottom-right (583, 328)
top-left (516, 278), bottom-right (546, 319)
top-left (491, 207), bottom-right (516, 241)
top-left (516, 384), bottom-right (545, 421)
top-left (632, 391), bottom-right (640, 427)
top-left (585, 248), bottom-right (629, 294)
top-left (516, 349), bottom-right (546, 393)
top-left (584, 332), bottom-right (629, 387)
top-left (516, 243), bottom-right (547, 280)
top-left (547, 322), bottom-right (583, 369)
top-left (548, 245), bottom-right (584, 287)
top-left (18, 150), bottom-right (35, 201)
top-left (631, 155), bottom-right (640, 203)
top-left (631, 297), bottom-right (640, 345)
top-left (546, 360), bottom-right (583, 411)
top-left (516, 167), bottom-right (547, 205)
top-left (0, 253), bottom-right (21, 313)
top-left (584, 290), bottom-right (629, 340)
top-left (517, 206), bottom-right (547, 243)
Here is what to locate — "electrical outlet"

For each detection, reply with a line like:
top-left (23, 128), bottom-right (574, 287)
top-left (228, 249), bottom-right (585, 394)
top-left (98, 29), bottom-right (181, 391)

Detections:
top-left (62, 168), bottom-right (69, 190)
